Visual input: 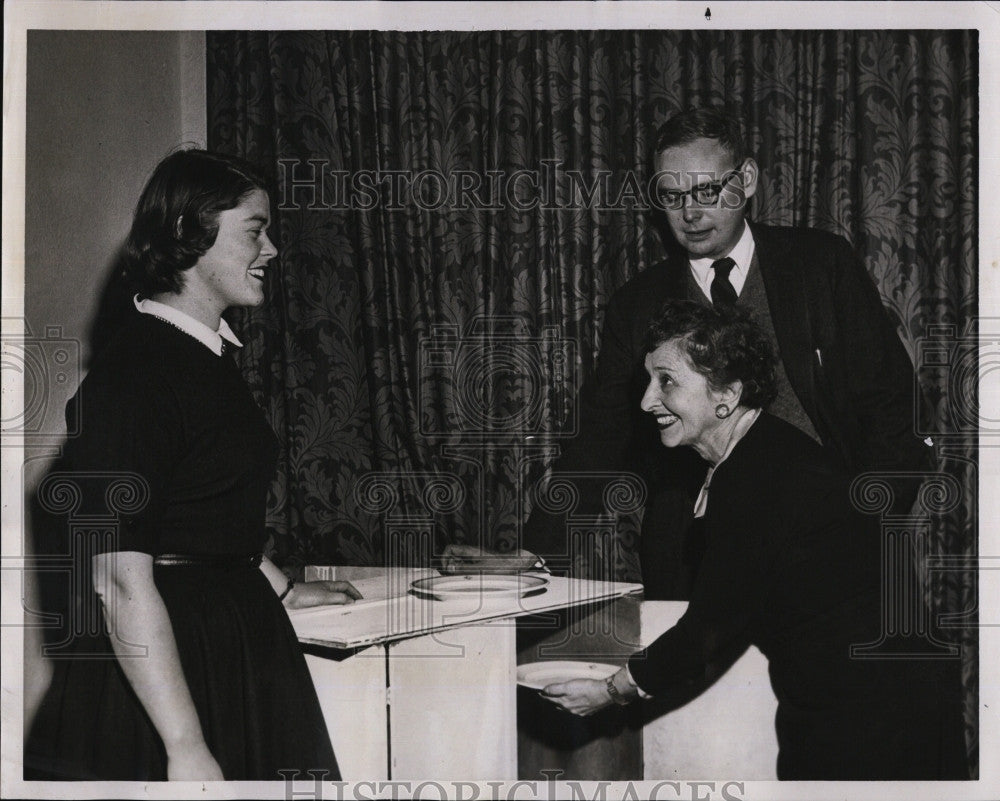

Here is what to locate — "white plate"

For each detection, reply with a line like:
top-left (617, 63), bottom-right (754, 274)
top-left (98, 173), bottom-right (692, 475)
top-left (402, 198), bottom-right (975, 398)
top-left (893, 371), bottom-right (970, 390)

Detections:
top-left (410, 573), bottom-right (548, 601)
top-left (516, 660), bottom-right (620, 690)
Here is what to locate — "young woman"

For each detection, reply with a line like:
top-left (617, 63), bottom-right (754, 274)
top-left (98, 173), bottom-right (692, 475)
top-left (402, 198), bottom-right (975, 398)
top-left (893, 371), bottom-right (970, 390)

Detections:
top-left (26, 149), bottom-right (360, 781)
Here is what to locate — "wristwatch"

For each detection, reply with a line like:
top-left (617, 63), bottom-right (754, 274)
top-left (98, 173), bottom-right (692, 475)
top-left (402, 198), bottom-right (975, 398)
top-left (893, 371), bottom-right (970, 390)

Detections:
top-left (606, 674), bottom-right (630, 705)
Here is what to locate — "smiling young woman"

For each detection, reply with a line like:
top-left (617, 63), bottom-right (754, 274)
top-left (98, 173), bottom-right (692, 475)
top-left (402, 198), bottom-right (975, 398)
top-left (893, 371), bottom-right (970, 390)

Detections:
top-left (25, 149), bottom-right (360, 781)
top-left (157, 187), bottom-right (277, 327)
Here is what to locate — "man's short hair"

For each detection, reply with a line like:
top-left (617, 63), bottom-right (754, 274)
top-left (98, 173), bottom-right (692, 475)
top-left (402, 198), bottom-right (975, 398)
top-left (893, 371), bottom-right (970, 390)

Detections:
top-left (654, 107), bottom-right (747, 166)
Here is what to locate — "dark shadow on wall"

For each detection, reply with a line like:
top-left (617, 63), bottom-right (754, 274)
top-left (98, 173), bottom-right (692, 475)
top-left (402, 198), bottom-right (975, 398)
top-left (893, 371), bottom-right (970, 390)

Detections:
top-left (26, 245), bottom-right (136, 640)
top-left (86, 249), bottom-right (138, 369)
top-left (23, 246), bottom-right (137, 739)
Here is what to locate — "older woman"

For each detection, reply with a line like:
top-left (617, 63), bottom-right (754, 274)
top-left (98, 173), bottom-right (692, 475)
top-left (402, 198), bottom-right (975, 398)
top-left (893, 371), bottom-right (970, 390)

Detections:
top-left (540, 299), bottom-right (966, 780)
top-left (26, 150), bottom-right (360, 780)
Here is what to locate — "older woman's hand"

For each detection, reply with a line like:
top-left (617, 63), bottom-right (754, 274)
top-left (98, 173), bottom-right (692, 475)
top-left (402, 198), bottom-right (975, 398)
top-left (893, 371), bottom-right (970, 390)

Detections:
top-left (439, 544), bottom-right (539, 575)
top-left (540, 678), bottom-right (616, 716)
top-left (284, 580), bottom-right (362, 610)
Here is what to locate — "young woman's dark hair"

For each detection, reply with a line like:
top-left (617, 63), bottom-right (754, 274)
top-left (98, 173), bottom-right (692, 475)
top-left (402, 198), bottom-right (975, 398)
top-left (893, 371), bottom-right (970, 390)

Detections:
top-left (122, 149), bottom-right (269, 296)
top-left (644, 299), bottom-right (778, 410)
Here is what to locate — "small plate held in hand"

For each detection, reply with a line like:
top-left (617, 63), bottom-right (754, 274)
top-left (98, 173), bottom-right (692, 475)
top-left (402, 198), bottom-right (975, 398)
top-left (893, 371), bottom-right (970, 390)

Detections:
top-left (516, 660), bottom-right (619, 691)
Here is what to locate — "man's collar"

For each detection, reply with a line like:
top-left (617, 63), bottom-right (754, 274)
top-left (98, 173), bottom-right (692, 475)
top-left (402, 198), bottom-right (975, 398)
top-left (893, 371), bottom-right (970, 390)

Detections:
top-left (687, 221), bottom-right (755, 281)
top-left (688, 220), bottom-right (753, 274)
top-left (134, 295), bottom-right (243, 356)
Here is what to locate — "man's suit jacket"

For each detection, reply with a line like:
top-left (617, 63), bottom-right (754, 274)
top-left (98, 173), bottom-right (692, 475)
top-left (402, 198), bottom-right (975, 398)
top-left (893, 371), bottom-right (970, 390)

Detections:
top-left (523, 223), bottom-right (933, 593)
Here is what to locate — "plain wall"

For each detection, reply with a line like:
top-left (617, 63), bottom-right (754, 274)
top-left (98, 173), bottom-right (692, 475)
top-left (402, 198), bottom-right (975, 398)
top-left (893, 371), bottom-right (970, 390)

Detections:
top-left (22, 28), bottom-right (206, 721)
top-left (25, 29), bottom-right (206, 443)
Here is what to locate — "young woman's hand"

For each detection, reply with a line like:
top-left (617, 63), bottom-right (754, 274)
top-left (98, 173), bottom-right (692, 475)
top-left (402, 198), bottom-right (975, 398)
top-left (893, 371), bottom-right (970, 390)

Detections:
top-left (93, 551), bottom-right (223, 781)
top-left (283, 580), bottom-right (362, 609)
top-left (258, 557), bottom-right (362, 609)
top-left (165, 739), bottom-right (224, 780)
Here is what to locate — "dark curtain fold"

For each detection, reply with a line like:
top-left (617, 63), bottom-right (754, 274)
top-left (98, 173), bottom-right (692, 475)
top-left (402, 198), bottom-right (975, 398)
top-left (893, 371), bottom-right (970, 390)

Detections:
top-left (207, 29), bottom-right (977, 773)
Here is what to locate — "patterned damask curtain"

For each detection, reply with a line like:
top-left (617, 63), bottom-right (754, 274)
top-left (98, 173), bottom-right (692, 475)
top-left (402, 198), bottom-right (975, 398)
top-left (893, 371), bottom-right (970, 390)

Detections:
top-left (207, 30), bottom-right (977, 769)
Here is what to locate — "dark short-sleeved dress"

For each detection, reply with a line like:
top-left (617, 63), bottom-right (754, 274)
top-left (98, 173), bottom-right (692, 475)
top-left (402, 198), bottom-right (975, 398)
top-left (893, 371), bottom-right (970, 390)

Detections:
top-left (628, 413), bottom-right (967, 780)
top-left (25, 314), bottom-right (339, 781)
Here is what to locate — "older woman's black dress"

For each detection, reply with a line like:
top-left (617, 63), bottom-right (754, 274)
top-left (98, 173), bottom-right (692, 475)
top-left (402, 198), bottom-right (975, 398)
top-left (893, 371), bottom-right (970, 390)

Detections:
top-left (25, 314), bottom-right (338, 780)
top-left (628, 413), bottom-right (967, 780)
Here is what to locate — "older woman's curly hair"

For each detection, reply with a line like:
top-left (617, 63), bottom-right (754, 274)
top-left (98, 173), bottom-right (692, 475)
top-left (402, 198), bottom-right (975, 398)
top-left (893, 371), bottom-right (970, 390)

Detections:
top-left (644, 299), bottom-right (778, 410)
top-left (121, 149), bottom-right (269, 296)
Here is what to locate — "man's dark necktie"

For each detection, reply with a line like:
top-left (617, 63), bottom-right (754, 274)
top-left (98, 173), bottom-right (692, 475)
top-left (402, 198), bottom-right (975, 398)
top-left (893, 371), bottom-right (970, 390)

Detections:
top-left (710, 257), bottom-right (738, 308)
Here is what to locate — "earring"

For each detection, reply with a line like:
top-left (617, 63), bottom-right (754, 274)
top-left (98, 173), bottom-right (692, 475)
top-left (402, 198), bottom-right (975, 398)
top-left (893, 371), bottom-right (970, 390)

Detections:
top-left (715, 404), bottom-right (731, 419)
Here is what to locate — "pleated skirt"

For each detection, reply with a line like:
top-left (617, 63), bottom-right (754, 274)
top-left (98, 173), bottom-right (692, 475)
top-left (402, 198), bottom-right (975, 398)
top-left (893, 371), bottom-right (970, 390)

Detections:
top-left (25, 565), bottom-right (338, 781)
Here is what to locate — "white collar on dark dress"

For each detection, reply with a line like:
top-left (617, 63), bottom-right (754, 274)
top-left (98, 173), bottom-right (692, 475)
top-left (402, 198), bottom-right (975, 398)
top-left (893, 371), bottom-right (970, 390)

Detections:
top-left (134, 295), bottom-right (242, 356)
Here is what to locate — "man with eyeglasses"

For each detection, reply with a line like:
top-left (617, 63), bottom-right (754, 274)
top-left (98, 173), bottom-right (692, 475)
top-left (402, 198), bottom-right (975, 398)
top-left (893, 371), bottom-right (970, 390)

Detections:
top-left (444, 106), bottom-right (933, 599)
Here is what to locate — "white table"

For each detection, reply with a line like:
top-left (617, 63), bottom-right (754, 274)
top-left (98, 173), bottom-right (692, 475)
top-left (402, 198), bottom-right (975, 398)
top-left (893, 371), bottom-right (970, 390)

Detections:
top-left (289, 567), bottom-right (642, 780)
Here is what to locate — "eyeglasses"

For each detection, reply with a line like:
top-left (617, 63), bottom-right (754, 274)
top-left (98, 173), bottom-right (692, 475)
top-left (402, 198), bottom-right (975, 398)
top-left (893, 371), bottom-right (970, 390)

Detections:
top-left (657, 167), bottom-right (743, 211)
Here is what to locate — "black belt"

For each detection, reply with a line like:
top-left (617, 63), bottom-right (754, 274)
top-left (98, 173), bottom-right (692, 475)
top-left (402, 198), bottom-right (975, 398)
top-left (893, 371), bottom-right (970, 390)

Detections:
top-left (154, 553), bottom-right (264, 568)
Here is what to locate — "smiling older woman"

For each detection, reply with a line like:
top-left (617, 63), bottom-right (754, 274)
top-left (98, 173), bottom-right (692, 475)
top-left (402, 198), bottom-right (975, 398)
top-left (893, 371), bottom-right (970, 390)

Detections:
top-left (540, 299), bottom-right (967, 780)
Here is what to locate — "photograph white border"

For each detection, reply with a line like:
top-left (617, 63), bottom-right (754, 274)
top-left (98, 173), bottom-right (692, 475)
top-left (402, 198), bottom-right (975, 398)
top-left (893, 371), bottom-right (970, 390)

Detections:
top-left (3, 3), bottom-right (998, 800)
